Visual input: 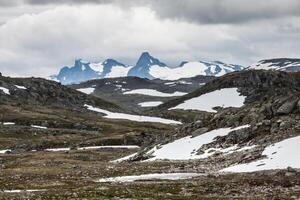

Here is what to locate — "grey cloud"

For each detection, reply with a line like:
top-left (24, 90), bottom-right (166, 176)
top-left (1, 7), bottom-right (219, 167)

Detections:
top-left (22, 0), bottom-right (300, 24)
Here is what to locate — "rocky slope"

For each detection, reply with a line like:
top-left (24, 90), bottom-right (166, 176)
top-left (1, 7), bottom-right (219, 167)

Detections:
top-left (120, 70), bottom-right (300, 173)
top-left (70, 75), bottom-right (215, 112)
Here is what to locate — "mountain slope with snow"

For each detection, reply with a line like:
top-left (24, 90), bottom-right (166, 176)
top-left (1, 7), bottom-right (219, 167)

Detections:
top-left (248, 58), bottom-right (300, 72)
top-left (53, 59), bottom-right (131, 84)
top-left (150, 61), bottom-right (243, 80)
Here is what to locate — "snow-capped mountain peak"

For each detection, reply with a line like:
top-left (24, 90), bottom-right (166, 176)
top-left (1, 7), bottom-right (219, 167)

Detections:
top-left (127, 52), bottom-right (167, 79)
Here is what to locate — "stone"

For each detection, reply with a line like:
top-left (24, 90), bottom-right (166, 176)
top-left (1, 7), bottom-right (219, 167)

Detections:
top-left (276, 100), bottom-right (297, 115)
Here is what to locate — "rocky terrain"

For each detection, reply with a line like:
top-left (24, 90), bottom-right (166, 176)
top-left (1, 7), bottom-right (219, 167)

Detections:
top-left (70, 75), bottom-right (214, 112)
top-left (0, 70), bottom-right (300, 199)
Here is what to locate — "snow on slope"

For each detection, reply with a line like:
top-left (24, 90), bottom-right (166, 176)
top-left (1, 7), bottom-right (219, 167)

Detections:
top-left (145, 125), bottom-right (250, 161)
top-left (105, 65), bottom-right (132, 78)
top-left (248, 58), bottom-right (300, 72)
top-left (0, 87), bottom-right (10, 95)
top-left (76, 87), bottom-right (95, 94)
top-left (149, 61), bottom-right (242, 80)
top-left (85, 104), bottom-right (181, 125)
top-left (15, 85), bottom-right (27, 90)
top-left (124, 89), bottom-right (187, 97)
top-left (170, 88), bottom-right (246, 112)
top-left (150, 62), bottom-right (209, 80)
top-left (138, 101), bottom-right (163, 107)
top-left (97, 173), bottom-right (204, 182)
top-left (221, 135), bottom-right (300, 172)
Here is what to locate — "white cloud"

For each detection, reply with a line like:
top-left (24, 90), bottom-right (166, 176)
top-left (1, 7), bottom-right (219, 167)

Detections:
top-left (0, 4), bottom-right (299, 77)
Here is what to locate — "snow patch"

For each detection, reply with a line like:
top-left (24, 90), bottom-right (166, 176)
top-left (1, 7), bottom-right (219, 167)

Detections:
top-left (138, 101), bottom-right (163, 107)
top-left (2, 122), bottom-right (15, 125)
top-left (0, 87), bottom-right (10, 95)
top-left (170, 88), bottom-right (245, 112)
top-left (221, 136), bottom-right (300, 172)
top-left (77, 87), bottom-right (95, 94)
top-left (31, 125), bottom-right (47, 129)
top-left (97, 173), bottom-right (204, 183)
top-left (105, 66), bottom-right (132, 78)
top-left (85, 104), bottom-right (181, 125)
top-left (145, 125), bottom-right (250, 161)
top-left (124, 89), bottom-right (187, 97)
top-left (45, 145), bottom-right (139, 152)
top-left (15, 85), bottom-right (27, 89)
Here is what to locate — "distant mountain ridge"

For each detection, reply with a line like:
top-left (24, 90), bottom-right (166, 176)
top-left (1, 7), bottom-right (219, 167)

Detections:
top-left (52, 52), bottom-right (244, 84)
top-left (248, 58), bottom-right (300, 72)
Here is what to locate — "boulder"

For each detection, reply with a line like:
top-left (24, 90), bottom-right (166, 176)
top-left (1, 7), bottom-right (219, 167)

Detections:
top-left (276, 100), bottom-right (297, 115)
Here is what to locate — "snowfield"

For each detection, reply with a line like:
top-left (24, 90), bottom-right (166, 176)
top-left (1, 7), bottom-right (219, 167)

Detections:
top-left (85, 104), bottom-right (181, 125)
top-left (138, 101), bottom-right (163, 107)
top-left (124, 89), bottom-right (187, 97)
top-left (221, 135), bottom-right (300, 172)
top-left (170, 88), bottom-right (246, 112)
top-left (106, 66), bottom-right (132, 78)
top-left (77, 87), bottom-right (95, 94)
top-left (97, 173), bottom-right (204, 183)
top-left (0, 87), bottom-right (10, 95)
top-left (149, 61), bottom-right (238, 80)
top-left (145, 125), bottom-right (250, 161)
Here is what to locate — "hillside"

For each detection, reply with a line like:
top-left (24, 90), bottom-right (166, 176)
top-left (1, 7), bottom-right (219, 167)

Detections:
top-left (120, 70), bottom-right (300, 173)
top-left (70, 75), bottom-right (215, 112)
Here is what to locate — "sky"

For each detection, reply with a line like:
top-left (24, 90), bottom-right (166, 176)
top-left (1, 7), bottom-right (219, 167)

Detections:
top-left (0, 0), bottom-right (299, 77)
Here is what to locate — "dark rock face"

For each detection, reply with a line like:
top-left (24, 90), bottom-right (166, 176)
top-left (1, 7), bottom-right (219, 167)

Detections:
top-left (55, 59), bottom-right (100, 85)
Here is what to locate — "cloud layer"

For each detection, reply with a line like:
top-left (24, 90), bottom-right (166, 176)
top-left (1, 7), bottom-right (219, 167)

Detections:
top-left (0, 1), bottom-right (299, 77)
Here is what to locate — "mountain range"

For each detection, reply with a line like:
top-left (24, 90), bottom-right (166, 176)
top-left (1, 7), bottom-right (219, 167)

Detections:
top-left (52, 52), bottom-right (244, 84)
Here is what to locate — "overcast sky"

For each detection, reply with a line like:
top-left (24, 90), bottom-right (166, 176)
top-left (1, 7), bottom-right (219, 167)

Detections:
top-left (0, 0), bottom-right (299, 77)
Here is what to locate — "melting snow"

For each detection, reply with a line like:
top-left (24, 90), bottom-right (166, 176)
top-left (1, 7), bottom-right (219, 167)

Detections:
top-left (138, 101), bottom-right (163, 107)
top-left (15, 85), bottom-right (27, 89)
top-left (0, 149), bottom-right (10, 154)
top-left (112, 152), bottom-right (138, 163)
top-left (170, 88), bottom-right (245, 112)
top-left (145, 125), bottom-right (250, 161)
top-left (124, 89), bottom-right (187, 97)
top-left (2, 189), bottom-right (46, 193)
top-left (2, 122), bottom-right (15, 125)
top-left (77, 87), bottom-right (95, 94)
top-left (221, 136), bottom-right (300, 172)
top-left (97, 173), bottom-right (204, 183)
top-left (85, 104), bottom-right (181, 125)
top-left (0, 87), bottom-right (10, 95)
top-left (45, 145), bottom-right (139, 152)
top-left (31, 125), bottom-right (47, 129)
